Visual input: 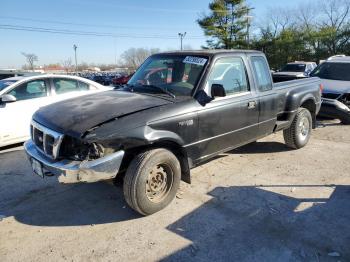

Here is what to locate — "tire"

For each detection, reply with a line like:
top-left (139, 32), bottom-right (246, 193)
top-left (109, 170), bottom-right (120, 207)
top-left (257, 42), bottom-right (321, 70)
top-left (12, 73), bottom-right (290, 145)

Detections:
top-left (341, 117), bottom-right (350, 125)
top-left (123, 148), bottom-right (181, 216)
top-left (283, 108), bottom-right (312, 149)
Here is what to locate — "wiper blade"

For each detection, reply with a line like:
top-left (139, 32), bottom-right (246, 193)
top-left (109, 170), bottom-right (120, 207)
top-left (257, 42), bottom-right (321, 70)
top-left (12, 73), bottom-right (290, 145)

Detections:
top-left (115, 84), bottom-right (135, 92)
top-left (142, 85), bottom-right (176, 98)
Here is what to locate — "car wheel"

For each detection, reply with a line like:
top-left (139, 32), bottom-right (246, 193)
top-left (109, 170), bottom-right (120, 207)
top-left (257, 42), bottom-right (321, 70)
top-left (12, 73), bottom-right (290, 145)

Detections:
top-left (123, 148), bottom-right (181, 216)
top-left (283, 108), bottom-right (312, 149)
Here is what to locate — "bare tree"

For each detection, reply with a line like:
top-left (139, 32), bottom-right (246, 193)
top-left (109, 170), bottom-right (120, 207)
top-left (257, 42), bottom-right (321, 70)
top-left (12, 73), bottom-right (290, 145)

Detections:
top-left (120, 48), bottom-right (160, 69)
top-left (318, 0), bottom-right (350, 54)
top-left (262, 7), bottom-right (297, 36)
top-left (21, 52), bottom-right (38, 71)
top-left (61, 58), bottom-right (73, 73)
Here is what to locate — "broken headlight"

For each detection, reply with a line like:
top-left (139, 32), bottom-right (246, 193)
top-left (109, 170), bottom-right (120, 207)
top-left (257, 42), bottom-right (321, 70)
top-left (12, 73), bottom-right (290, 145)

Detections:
top-left (59, 136), bottom-right (113, 161)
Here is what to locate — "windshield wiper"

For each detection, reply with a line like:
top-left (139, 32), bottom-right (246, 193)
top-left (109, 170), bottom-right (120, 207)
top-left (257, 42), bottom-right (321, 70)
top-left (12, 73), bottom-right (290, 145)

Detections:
top-left (115, 84), bottom-right (135, 92)
top-left (141, 85), bottom-right (176, 98)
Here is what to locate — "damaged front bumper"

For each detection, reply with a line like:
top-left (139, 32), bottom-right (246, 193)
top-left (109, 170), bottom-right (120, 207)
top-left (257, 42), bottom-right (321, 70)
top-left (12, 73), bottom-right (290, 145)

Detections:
top-left (24, 140), bottom-right (124, 184)
top-left (318, 98), bottom-right (350, 122)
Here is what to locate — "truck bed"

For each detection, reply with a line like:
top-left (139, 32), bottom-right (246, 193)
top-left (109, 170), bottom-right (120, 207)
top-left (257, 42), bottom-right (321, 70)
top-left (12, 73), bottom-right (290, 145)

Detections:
top-left (273, 77), bottom-right (321, 115)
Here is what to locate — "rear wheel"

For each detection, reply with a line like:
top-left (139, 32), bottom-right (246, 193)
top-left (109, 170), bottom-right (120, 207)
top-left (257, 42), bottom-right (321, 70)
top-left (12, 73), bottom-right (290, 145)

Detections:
top-left (123, 148), bottom-right (181, 216)
top-left (283, 108), bottom-right (312, 149)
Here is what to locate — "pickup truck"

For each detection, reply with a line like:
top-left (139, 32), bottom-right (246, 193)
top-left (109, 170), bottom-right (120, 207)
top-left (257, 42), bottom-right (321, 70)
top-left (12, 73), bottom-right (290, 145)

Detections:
top-left (24, 50), bottom-right (322, 216)
top-left (272, 62), bottom-right (317, 83)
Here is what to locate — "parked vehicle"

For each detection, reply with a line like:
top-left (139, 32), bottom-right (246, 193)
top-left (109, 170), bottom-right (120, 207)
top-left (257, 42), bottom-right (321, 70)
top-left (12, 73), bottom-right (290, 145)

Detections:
top-left (0, 74), bottom-right (110, 147)
top-left (112, 73), bottom-right (133, 86)
top-left (92, 75), bottom-right (112, 86)
top-left (24, 50), bottom-right (321, 215)
top-left (310, 56), bottom-right (350, 124)
top-left (273, 62), bottom-right (317, 83)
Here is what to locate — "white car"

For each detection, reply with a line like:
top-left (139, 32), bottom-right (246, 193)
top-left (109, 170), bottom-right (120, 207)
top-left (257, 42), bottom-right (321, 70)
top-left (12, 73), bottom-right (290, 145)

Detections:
top-left (0, 74), bottom-right (110, 147)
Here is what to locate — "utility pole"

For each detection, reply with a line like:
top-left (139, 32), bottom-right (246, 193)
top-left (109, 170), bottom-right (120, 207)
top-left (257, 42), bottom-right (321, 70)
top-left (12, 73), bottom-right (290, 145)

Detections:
top-left (178, 32), bottom-right (186, 50)
top-left (245, 7), bottom-right (255, 47)
top-left (73, 44), bottom-right (78, 72)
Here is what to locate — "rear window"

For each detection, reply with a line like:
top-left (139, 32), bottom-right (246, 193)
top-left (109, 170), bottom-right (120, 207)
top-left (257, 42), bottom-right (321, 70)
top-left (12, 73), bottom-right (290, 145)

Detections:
top-left (281, 64), bottom-right (306, 72)
top-left (310, 62), bottom-right (350, 81)
top-left (53, 78), bottom-right (89, 94)
top-left (251, 56), bottom-right (273, 92)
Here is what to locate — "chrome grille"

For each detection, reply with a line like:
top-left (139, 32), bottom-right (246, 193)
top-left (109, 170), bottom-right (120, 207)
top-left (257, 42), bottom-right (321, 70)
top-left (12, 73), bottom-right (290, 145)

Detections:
top-left (30, 121), bottom-right (64, 159)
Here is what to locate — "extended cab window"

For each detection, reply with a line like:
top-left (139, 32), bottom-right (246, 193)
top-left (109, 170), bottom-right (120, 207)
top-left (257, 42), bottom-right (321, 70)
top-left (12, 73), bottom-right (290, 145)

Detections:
top-left (206, 57), bottom-right (249, 96)
top-left (251, 57), bottom-right (273, 92)
top-left (53, 79), bottom-right (89, 94)
top-left (8, 80), bottom-right (48, 101)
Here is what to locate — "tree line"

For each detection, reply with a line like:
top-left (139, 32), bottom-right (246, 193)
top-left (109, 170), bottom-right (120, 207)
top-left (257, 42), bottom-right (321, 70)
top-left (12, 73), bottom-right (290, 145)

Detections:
top-left (198, 0), bottom-right (350, 69)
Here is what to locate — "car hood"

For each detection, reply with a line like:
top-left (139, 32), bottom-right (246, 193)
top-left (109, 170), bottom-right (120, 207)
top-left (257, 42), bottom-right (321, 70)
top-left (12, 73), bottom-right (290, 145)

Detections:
top-left (320, 79), bottom-right (350, 94)
top-left (33, 90), bottom-right (173, 138)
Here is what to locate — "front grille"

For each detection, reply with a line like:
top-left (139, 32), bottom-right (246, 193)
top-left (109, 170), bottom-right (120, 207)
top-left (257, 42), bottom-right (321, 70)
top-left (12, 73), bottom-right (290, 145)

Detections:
top-left (322, 93), bottom-right (341, 100)
top-left (30, 121), bottom-right (64, 159)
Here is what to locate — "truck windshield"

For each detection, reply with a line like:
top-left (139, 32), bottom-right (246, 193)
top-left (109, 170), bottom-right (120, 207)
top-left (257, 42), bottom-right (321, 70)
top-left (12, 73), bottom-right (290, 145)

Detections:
top-left (0, 79), bottom-right (17, 91)
top-left (310, 62), bottom-right (350, 81)
top-left (127, 55), bottom-right (208, 98)
top-left (281, 64), bottom-right (306, 72)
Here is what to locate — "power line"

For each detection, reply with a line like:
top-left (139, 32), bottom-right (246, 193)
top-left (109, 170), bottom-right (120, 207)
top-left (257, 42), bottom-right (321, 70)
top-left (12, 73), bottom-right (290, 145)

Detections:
top-left (0, 16), bottom-right (200, 31)
top-left (0, 24), bottom-right (206, 39)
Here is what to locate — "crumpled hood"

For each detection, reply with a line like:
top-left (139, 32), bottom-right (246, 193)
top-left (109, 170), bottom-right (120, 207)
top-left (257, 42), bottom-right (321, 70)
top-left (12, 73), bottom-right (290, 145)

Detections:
top-left (321, 79), bottom-right (350, 94)
top-left (33, 90), bottom-right (172, 138)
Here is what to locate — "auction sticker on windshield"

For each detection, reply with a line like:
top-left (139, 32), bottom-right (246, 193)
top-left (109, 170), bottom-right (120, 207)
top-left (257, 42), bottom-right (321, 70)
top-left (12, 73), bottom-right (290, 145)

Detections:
top-left (183, 56), bottom-right (207, 66)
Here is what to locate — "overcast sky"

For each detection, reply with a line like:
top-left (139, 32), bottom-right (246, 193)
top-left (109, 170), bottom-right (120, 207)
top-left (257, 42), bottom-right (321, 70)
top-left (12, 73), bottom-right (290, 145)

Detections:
top-left (1, 0), bottom-right (306, 68)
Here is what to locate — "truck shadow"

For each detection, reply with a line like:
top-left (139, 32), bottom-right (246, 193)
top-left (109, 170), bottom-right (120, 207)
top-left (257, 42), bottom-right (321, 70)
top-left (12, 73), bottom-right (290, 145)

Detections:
top-left (162, 185), bottom-right (350, 262)
top-left (232, 141), bottom-right (292, 154)
top-left (0, 148), bottom-right (141, 226)
top-left (1, 182), bottom-right (140, 226)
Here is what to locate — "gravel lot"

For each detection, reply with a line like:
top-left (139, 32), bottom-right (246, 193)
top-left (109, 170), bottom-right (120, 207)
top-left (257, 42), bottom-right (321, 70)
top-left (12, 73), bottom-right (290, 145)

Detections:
top-left (0, 119), bottom-right (349, 262)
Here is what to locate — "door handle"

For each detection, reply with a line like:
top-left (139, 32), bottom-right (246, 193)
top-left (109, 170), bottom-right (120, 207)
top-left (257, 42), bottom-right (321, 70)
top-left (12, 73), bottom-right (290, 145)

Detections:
top-left (248, 101), bottom-right (257, 109)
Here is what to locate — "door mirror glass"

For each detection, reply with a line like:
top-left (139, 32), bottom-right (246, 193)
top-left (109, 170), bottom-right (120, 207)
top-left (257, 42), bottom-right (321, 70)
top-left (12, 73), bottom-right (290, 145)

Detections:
top-left (211, 84), bottom-right (226, 98)
top-left (0, 94), bottom-right (17, 103)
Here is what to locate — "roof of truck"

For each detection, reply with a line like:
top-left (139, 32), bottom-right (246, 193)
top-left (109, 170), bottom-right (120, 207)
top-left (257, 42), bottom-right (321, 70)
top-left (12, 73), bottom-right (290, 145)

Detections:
top-left (326, 56), bottom-right (350, 63)
top-left (158, 49), bottom-right (263, 56)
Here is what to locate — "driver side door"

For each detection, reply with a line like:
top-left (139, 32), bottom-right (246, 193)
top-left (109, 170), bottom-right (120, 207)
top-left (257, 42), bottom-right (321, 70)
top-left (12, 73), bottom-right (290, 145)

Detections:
top-left (195, 56), bottom-right (260, 161)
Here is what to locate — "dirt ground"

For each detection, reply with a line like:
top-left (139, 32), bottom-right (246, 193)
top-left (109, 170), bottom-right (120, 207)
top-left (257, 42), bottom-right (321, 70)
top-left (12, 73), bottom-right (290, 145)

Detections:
top-left (0, 119), bottom-right (349, 262)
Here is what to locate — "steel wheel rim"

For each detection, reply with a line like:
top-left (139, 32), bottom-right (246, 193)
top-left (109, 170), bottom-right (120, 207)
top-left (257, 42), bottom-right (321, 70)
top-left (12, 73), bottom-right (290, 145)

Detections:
top-left (298, 115), bottom-right (310, 141)
top-left (146, 163), bottom-right (173, 203)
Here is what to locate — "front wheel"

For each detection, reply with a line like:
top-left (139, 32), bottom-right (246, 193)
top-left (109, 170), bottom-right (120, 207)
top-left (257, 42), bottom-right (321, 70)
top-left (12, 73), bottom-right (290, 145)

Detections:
top-left (341, 116), bottom-right (350, 125)
top-left (123, 148), bottom-right (181, 216)
top-left (283, 108), bottom-right (312, 149)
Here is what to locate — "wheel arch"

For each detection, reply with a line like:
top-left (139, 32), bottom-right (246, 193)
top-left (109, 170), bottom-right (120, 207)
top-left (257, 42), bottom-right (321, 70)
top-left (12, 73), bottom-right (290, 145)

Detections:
top-left (300, 97), bottom-right (317, 129)
top-left (122, 139), bottom-right (192, 184)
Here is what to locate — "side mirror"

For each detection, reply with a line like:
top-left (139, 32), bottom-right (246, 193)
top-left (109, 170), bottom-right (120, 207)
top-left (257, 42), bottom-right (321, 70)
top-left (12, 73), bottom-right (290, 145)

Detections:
top-left (0, 94), bottom-right (17, 103)
top-left (194, 90), bottom-right (213, 106)
top-left (211, 84), bottom-right (226, 98)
